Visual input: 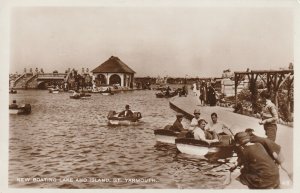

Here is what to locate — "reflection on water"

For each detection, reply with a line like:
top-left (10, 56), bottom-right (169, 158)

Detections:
top-left (9, 90), bottom-right (229, 188)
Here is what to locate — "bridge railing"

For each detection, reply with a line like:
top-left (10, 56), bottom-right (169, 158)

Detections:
top-left (38, 73), bottom-right (67, 78)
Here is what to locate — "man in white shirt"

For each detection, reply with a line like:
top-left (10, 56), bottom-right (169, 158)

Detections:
top-left (194, 119), bottom-right (219, 144)
top-left (207, 112), bottom-right (231, 136)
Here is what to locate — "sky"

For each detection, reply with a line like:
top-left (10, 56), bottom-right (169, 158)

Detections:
top-left (10, 6), bottom-right (294, 77)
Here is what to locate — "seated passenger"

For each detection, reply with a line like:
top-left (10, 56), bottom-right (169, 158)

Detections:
top-left (207, 112), bottom-right (231, 136)
top-left (9, 100), bottom-right (18, 109)
top-left (193, 119), bottom-right (219, 144)
top-left (189, 109), bottom-right (202, 131)
top-left (170, 114), bottom-right (186, 132)
top-left (72, 90), bottom-right (80, 97)
top-left (118, 105), bottom-right (134, 117)
top-left (166, 86), bottom-right (171, 95)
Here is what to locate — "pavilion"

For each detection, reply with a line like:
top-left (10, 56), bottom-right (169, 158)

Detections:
top-left (91, 56), bottom-right (135, 88)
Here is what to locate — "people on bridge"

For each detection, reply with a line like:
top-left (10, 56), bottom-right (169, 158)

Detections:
top-left (230, 132), bottom-right (280, 189)
top-left (118, 105), bottom-right (134, 117)
top-left (189, 109), bottom-right (202, 131)
top-left (207, 112), bottom-right (231, 136)
top-left (9, 100), bottom-right (18, 109)
top-left (259, 90), bottom-right (278, 141)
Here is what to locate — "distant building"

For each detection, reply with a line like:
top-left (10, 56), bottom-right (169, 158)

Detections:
top-left (91, 56), bottom-right (135, 88)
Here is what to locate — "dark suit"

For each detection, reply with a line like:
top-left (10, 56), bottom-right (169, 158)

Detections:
top-left (171, 119), bottom-right (184, 132)
top-left (118, 110), bottom-right (133, 117)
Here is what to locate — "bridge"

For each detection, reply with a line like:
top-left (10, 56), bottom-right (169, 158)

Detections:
top-left (12, 73), bottom-right (67, 89)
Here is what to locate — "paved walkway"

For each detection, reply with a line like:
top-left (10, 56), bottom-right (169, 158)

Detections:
top-left (169, 95), bottom-right (293, 189)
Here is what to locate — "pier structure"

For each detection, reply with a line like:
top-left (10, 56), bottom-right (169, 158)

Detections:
top-left (234, 69), bottom-right (294, 113)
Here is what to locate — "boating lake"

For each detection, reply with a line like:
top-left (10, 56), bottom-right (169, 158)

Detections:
top-left (9, 90), bottom-right (230, 189)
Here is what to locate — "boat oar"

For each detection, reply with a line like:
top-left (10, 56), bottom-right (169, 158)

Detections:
top-left (223, 170), bottom-right (232, 185)
top-left (227, 127), bottom-right (235, 136)
top-left (223, 164), bottom-right (237, 186)
top-left (280, 164), bottom-right (293, 182)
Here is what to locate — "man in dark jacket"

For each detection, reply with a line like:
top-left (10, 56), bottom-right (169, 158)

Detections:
top-left (118, 105), bottom-right (133, 117)
top-left (231, 132), bottom-right (280, 189)
top-left (171, 114), bottom-right (185, 132)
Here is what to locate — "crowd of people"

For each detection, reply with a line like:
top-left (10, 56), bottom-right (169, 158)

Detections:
top-left (192, 81), bottom-right (217, 106)
top-left (163, 90), bottom-right (291, 189)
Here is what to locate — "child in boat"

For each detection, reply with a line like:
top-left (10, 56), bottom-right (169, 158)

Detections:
top-left (118, 105), bottom-right (134, 117)
top-left (193, 119), bottom-right (219, 145)
top-left (230, 132), bottom-right (280, 189)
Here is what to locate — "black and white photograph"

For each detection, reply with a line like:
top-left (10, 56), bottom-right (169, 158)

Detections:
top-left (0, 0), bottom-right (299, 192)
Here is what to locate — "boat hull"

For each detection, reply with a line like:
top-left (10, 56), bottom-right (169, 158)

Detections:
top-left (175, 138), bottom-right (234, 160)
top-left (108, 120), bottom-right (139, 126)
top-left (155, 92), bottom-right (177, 98)
top-left (101, 92), bottom-right (114, 95)
top-left (154, 129), bottom-right (179, 144)
top-left (70, 94), bottom-right (91, 99)
top-left (9, 104), bottom-right (31, 115)
top-left (9, 90), bottom-right (17, 94)
top-left (107, 111), bottom-right (142, 126)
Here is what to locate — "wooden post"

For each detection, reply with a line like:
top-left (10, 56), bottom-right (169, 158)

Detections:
top-left (234, 73), bottom-right (238, 107)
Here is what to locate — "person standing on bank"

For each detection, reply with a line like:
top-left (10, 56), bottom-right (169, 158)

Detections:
top-left (207, 83), bottom-right (217, 106)
top-left (259, 90), bottom-right (278, 141)
top-left (199, 81), bottom-right (206, 106)
top-left (230, 132), bottom-right (280, 189)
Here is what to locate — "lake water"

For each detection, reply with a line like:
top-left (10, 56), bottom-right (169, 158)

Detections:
top-left (9, 90), bottom-right (229, 189)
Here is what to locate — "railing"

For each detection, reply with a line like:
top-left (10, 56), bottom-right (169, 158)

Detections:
top-left (13, 74), bottom-right (25, 86)
top-left (37, 73), bottom-right (67, 79)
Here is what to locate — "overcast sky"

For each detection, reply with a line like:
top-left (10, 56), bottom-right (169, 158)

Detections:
top-left (10, 6), bottom-right (293, 77)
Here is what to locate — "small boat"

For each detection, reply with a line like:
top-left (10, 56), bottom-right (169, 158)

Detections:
top-left (99, 86), bottom-right (114, 95)
top-left (9, 104), bottom-right (31, 115)
top-left (49, 88), bottom-right (59, 93)
top-left (175, 134), bottom-right (235, 160)
top-left (107, 110), bottom-right (142, 126)
top-left (9, 89), bottom-right (17, 94)
top-left (100, 90), bottom-right (114, 95)
top-left (155, 91), bottom-right (178, 98)
top-left (70, 93), bottom-right (92, 99)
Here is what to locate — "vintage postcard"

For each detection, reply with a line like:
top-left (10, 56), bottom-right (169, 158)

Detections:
top-left (1, 0), bottom-right (299, 193)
